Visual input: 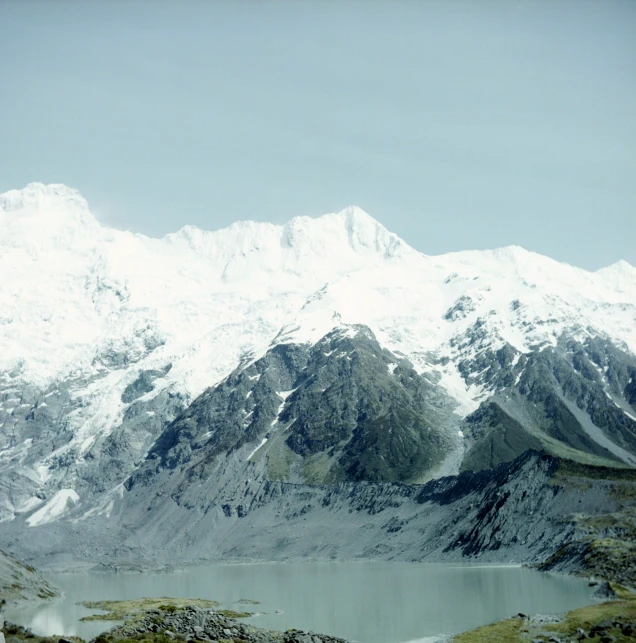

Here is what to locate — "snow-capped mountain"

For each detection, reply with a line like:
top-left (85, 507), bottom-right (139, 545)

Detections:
top-left (0, 183), bottom-right (635, 541)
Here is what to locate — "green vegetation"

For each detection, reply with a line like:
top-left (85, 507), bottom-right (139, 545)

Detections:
top-left (533, 432), bottom-right (624, 469)
top-left (461, 403), bottom-right (543, 472)
top-left (265, 433), bottom-right (296, 481)
top-left (453, 617), bottom-right (523, 642)
top-left (79, 597), bottom-right (221, 622)
top-left (554, 459), bottom-right (636, 482)
top-left (300, 449), bottom-right (338, 485)
top-left (584, 537), bottom-right (636, 587)
top-left (453, 586), bottom-right (636, 642)
top-left (540, 595), bottom-right (636, 642)
top-left (460, 402), bottom-right (628, 473)
top-left (539, 499), bottom-right (636, 586)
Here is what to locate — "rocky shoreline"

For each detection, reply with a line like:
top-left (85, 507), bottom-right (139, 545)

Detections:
top-left (1, 602), bottom-right (352, 643)
top-left (3, 588), bottom-right (636, 643)
top-left (451, 583), bottom-right (636, 642)
top-left (102, 604), bottom-right (350, 643)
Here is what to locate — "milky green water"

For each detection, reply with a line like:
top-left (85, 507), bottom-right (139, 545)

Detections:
top-left (8, 562), bottom-right (598, 643)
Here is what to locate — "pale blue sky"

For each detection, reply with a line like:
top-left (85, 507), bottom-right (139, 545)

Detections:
top-left (0, 1), bottom-right (634, 269)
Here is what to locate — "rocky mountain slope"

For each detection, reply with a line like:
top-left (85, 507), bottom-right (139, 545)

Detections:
top-left (0, 549), bottom-right (57, 605)
top-left (0, 183), bottom-right (635, 567)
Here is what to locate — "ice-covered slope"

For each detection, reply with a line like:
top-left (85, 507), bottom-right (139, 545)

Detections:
top-left (0, 183), bottom-right (635, 527)
top-left (2, 183), bottom-right (634, 391)
top-left (0, 184), bottom-right (411, 388)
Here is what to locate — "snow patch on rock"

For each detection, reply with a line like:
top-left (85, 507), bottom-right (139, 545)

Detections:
top-left (26, 489), bottom-right (79, 527)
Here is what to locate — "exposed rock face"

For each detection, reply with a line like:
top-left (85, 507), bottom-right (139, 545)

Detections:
top-left (1, 607), bottom-right (353, 643)
top-left (537, 461), bottom-right (636, 587)
top-left (0, 371), bottom-right (185, 524)
top-left (460, 402), bottom-right (544, 472)
top-left (1, 451), bottom-right (634, 584)
top-left (593, 581), bottom-right (618, 599)
top-left (0, 326), bottom-right (634, 576)
top-left (143, 326), bottom-right (458, 486)
top-left (121, 365), bottom-right (172, 404)
top-left (460, 336), bottom-right (636, 471)
top-left (104, 604), bottom-right (351, 643)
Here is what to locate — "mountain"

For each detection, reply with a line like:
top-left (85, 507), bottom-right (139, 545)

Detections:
top-left (0, 183), bottom-right (635, 568)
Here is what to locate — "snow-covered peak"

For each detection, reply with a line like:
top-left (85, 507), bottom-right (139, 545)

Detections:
top-left (278, 205), bottom-right (407, 259)
top-left (0, 182), bottom-right (89, 215)
top-left (0, 183), bottom-right (99, 251)
top-left (0, 181), bottom-right (634, 396)
top-left (595, 259), bottom-right (636, 294)
top-left (163, 205), bottom-right (410, 284)
top-left (596, 259), bottom-right (635, 277)
top-left (438, 244), bottom-right (578, 275)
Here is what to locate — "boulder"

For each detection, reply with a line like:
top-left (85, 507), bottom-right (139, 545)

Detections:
top-left (593, 582), bottom-right (618, 599)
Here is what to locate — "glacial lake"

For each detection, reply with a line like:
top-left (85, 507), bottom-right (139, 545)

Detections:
top-left (7, 562), bottom-right (599, 643)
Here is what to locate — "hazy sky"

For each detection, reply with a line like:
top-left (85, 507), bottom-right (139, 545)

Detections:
top-left (1, 1), bottom-right (634, 269)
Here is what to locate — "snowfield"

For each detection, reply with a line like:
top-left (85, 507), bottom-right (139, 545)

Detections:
top-left (25, 489), bottom-right (79, 527)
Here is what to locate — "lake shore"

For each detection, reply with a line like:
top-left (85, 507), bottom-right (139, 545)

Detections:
top-left (2, 561), bottom-right (607, 643)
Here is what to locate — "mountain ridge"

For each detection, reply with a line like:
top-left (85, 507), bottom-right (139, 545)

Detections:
top-left (0, 183), bottom-right (635, 560)
top-left (3, 183), bottom-right (634, 272)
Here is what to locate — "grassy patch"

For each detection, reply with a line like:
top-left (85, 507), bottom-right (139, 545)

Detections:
top-left (536, 436), bottom-right (624, 472)
top-left (543, 597), bottom-right (636, 641)
top-left (266, 433), bottom-right (296, 481)
top-left (611, 483), bottom-right (636, 502)
top-left (79, 597), bottom-right (220, 621)
top-left (453, 589), bottom-right (636, 642)
top-left (452, 616), bottom-right (523, 642)
top-left (300, 450), bottom-right (336, 485)
top-left (555, 458), bottom-right (636, 482)
top-left (587, 541), bottom-right (636, 585)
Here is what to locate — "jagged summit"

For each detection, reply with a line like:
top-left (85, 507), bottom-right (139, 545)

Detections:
top-left (0, 182), bottom-right (88, 214)
top-left (0, 183), bottom-right (99, 251)
top-left (165, 204), bottom-right (408, 266)
top-left (2, 183), bottom-right (631, 276)
top-left (0, 181), bottom-right (634, 391)
top-left (0, 184), bottom-right (407, 260)
top-left (596, 259), bottom-right (636, 276)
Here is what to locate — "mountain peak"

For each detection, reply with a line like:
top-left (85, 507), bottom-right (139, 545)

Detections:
top-left (0, 183), bottom-right (99, 249)
top-left (338, 204), bottom-right (378, 226)
top-left (597, 259), bottom-right (634, 273)
top-left (165, 205), bottom-right (411, 282)
top-left (292, 205), bottom-right (409, 259)
top-left (0, 183), bottom-right (88, 213)
top-left (595, 259), bottom-right (636, 289)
